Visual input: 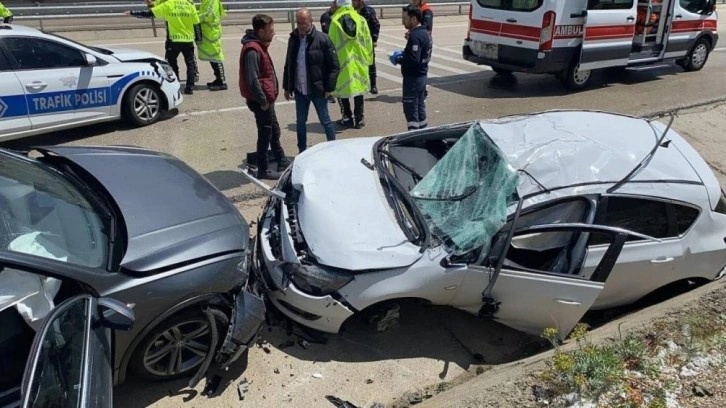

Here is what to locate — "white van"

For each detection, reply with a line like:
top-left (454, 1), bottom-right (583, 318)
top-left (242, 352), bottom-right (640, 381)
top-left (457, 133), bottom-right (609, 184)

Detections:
top-left (462, 0), bottom-right (719, 90)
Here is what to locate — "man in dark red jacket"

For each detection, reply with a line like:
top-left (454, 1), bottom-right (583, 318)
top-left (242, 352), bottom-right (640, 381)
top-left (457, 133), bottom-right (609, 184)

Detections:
top-left (239, 14), bottom-right (287, 179)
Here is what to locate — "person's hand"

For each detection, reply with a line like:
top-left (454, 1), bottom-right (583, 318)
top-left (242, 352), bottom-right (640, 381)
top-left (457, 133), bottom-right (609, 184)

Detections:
top-left (261, 102), bottom-right (270, 111)
top-left (325, 92), bottom-right (331, 98)
top-left (145, 0), bottom-right (155, 6)
top-left (404, 31), bottom-right (410, 40)
top-left (284, 91), bottom-right (292, 101)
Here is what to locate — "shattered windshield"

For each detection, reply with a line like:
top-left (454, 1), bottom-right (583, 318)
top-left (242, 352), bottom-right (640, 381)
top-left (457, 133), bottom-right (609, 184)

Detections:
top-left (409, 122), bottom-right (520, 255)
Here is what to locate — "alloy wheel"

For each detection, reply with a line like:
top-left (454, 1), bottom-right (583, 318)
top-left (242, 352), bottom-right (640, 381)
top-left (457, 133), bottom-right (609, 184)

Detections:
top-left (133, 88), bottom-right (160, 123)
top-left (142, 319), bottom-right (211, 377)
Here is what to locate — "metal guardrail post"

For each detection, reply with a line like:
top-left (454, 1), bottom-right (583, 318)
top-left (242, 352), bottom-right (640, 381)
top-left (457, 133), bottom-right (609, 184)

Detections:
top-left (380, 7), bottom-right (383, 19)
top-left (151, 17), bottom-right (157, 37)
top-left (289, 10), bottom-right (294, 31)
top-left (35, 1), bottom-right (43, 31)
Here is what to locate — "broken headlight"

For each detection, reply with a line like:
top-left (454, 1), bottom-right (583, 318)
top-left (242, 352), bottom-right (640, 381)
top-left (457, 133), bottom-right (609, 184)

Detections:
top-left (282, 262), bottom-right (353, 296)
top-left (159, 61), bottom-right (176, 81)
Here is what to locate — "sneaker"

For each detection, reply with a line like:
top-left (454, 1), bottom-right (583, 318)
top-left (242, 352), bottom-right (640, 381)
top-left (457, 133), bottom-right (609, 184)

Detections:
top-left (208, 83), bottom-right (228, 91)
top-left (337, 117), bottom-right (354, 127)
top-left (257, 169), bottom-right (282, 180)
top-left (184, 87), bottom-right (194, 95)
top-left (354, 118), bottom-right (365, 129)
top-left (370, 86), bottom-right (378, 95)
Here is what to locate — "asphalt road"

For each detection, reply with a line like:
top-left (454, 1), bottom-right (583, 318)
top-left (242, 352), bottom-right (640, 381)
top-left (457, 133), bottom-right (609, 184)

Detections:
top-left (4, 15), bottom-right (726, 408)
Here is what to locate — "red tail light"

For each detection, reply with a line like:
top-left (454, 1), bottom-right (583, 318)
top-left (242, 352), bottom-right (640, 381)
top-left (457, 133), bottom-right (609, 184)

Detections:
top-left (539, 11), bottom-right (556, 51)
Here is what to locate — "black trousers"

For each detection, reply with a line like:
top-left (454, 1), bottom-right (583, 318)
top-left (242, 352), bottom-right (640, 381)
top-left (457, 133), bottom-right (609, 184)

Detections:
top-left (369, 53), bottom-right (376, 88)
top-left (339, 95), bottom-right (364, 122)
top-left (210, 62), bottom-right (226, 83)
top-left (247, 101), bottom-right (285, 174)
top-left (165, 41), bottom-right (196, 87)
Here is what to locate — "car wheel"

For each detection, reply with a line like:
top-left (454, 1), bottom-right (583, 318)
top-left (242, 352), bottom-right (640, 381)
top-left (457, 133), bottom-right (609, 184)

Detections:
top-left (363, 302), bottom-right (401, 332)
top-left (129, 310), bottom-right (219, 381)
top-left (124, 83), bottom-right (162, 127)
top-left (561, 59), bottom-right (592, 91)
top-left (492, 67), bottom-right (513, 76)
top-left (682, 38), bottom-right (711, 72)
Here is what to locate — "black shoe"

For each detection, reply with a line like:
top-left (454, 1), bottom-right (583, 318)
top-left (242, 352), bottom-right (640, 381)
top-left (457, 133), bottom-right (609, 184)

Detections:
top-left (370, 86), bottom-right (378, 95)
top-left (337, 117), bottom-right (354, 127)
top-left (257, 169), bottom-right (282, 180)
top-left (208, 83), bottom-right (228, 91)
top-left (328, 96), bottom-right (336, 103)
top-left (184, 87), bottom-right (194, 95)
top-left (277, 157), bottom-right (293, 171)
top-left (354, 118), bottom-right (365, 129)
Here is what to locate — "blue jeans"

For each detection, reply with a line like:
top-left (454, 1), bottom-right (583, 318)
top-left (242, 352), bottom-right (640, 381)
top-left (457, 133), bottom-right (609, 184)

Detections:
top-left (295, 92), bottom-right (336, 153)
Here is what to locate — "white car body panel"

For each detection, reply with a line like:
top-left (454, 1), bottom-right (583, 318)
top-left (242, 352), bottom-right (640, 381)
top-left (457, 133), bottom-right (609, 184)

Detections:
top-left (291, 138), bottom-right (424, 271)
top-left (0, 25), bottom-right (182, 142)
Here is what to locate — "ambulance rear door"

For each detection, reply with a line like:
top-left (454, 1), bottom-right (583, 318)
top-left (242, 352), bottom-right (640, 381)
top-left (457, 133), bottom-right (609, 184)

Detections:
top-left (579, 0), bottom-right (638, 70)
top-left (468, 0), bottom-right (547, 67)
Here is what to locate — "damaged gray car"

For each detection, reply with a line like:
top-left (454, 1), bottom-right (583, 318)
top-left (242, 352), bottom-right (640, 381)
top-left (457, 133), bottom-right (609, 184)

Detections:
top-left (0, 146), bottom-right (265, 405)
top-left (244, 110), bottom-right (726, 341)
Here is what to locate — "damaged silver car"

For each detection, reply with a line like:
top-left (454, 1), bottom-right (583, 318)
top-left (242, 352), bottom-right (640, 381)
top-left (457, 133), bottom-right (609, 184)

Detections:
top-left (243, 110), bottom-right (726, 340)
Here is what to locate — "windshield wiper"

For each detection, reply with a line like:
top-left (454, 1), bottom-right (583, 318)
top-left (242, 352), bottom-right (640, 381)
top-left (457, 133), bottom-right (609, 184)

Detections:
top-left (607, 113), bottom-right (675, 194)
top-left (377, 150), bottom-right (424, 183)
top-left (411, 185), bottom-right (477, 202)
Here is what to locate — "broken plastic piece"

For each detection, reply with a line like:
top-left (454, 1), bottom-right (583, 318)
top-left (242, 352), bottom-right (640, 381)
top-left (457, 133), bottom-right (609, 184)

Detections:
top-left (410, 122), bottom-right (519, 255)
top-left (325, 395), bottom-right (359, 408)
top-left (237, 379), bottom-right (250, 401)
top-left (312, 373), bottom-right (323, 379)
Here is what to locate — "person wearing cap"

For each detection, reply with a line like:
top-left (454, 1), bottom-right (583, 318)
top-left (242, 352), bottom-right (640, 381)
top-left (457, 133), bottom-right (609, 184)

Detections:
top-left (0, 2), bottom-right (13, 24)
top-left (328, 0), bottom-right (373, 129)
top-left (393, 5), bottom-right (431, 130)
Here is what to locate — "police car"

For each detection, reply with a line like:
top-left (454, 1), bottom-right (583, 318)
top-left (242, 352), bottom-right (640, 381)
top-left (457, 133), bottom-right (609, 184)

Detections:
top-left (0, 24), bottom-right (183, 141)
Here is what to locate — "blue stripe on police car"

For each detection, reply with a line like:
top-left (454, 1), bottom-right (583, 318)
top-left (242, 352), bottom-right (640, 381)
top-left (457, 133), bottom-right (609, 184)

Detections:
top-left (0, 72), bottom-right (142, 119)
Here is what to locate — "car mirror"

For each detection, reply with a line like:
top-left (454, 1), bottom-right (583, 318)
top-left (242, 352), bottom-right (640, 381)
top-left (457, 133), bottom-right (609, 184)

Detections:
top-left (98, 297), bottom-right (135, 331)
top-left (84, 53), bottom-right (97, 66)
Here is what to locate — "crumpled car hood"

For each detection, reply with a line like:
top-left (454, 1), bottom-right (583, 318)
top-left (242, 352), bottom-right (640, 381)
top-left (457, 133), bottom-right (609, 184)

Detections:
top-left (290, 138), bottom-right (423, 271)
top-left (38, 146), bottom-right (248, 274)
top-left (98, 45), bottom-right (165, 63)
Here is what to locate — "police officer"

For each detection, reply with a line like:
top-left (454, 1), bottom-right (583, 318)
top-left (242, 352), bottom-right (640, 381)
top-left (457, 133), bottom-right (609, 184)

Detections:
top-left (328, 0), bottom-right (373, 129)
top-left (0, 2), bottom-right (12, 24)
top-left (124, 0), bottom-right (201, 91)
top-left (394, 5), bottom-right (431, 130)
top-left (353, 0), bottom-right (380, 94)
top-left (198, 0), bottom-right (227, 91)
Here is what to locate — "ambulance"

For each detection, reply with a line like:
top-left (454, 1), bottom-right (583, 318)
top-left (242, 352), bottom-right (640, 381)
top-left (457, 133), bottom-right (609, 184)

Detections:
top-left (462, 0), bottom-right (718, 90)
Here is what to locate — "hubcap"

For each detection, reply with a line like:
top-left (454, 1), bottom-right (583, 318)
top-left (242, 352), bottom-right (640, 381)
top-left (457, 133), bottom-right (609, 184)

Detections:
top-left (573, 65), bottom-right (591, 86)
top-left (691, 44), bottom-right (708, 68)
top-left (142, 320), bottom-right (211, 377)
top-left (133, 88), bottom-right (160, 122)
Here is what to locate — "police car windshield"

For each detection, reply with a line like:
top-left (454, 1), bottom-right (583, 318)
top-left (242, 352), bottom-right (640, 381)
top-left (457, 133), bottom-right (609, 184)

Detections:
top-left (42, 31), bottom-right (114, 55)
top-left (0, 151), bottom-right (110, 269)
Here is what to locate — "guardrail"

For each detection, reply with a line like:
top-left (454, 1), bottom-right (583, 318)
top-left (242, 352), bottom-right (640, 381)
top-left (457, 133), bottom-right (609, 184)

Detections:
top-left (9, 1), bottom-right (471, 35)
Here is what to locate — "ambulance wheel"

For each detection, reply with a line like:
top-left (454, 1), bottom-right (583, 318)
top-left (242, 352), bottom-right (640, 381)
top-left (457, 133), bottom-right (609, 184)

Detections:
top-left (492, 67), bottom-right (513, 76)
top-left (682, 38), bottom-right (711, 72)
top-left (562, 59), bottom-right (592, 91)
top-left (124, 83), bottom-right (162, 127)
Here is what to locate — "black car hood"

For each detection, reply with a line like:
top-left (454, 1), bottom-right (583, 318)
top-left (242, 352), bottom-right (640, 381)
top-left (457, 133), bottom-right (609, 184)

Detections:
top-left (38, 146), bottom-right (248, 274)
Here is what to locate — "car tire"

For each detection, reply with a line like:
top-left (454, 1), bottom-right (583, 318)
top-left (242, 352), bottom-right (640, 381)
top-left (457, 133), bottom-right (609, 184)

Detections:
top-left (682, 38), bottom-right (711, 72)
top-left (123, 83), bottom-right (163, 127)
top-left (492, 67), bottom-right (513, 76)
top-left (129, 310), bottom-right (223, 381)
top-left (561, 58), bottom-right (593, 91)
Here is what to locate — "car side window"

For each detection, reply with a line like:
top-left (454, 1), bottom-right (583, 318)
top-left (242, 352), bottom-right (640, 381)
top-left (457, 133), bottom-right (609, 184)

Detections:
top-left (0, 49), bottom-right (10, 72)
top-left (679, 0), bottom-right (713, 14)
top-left (3, 37), bottom-right (85, 70)
top-left (588, 0), bottom-right (634, 10)
top-left (674, 204), bottom-right (700, 235)
top-left (600, 197), bottom-right (670, 240)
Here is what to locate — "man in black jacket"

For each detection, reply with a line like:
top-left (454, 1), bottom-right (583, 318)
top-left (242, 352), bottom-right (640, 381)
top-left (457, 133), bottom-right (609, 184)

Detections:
top-left (353, 0), bottom-right (380, 94)
top-left (395, 5), bottom-right (431, 130)
top-left (284, 8), bottom-right (340, 153)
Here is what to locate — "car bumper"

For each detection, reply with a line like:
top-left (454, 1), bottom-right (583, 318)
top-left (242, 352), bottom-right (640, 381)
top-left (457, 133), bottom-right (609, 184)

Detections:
top-left (250, 210), bottom-right (353, 334)
top-left (463, 40), bottom-right (576, 74)
top-left (160, 79), bottom-right (183, 109)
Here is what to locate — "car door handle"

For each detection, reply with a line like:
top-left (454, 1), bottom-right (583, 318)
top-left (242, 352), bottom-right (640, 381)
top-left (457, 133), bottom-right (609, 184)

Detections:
top-left (626, 16), bottom-right (635, 21)
top-left (25, 81), bottom-right (47, 91)
top-left (650, 256), bottom-right (674, 264)
top-left (554, 299), bottom-right (582, 306)
top-left (506, 18), bottom-right (517, 23)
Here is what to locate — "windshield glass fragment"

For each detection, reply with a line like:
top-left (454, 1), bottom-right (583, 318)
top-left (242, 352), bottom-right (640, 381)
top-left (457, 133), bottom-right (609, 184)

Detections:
top-left (409, 122), bottom-right (519, 255)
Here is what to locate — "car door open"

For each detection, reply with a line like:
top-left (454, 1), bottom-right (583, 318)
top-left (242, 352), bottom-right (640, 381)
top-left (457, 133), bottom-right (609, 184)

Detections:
top-left (476, 223), bottom-right (658, 340)
top-left (21, 295), bottom-right (134, 408)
